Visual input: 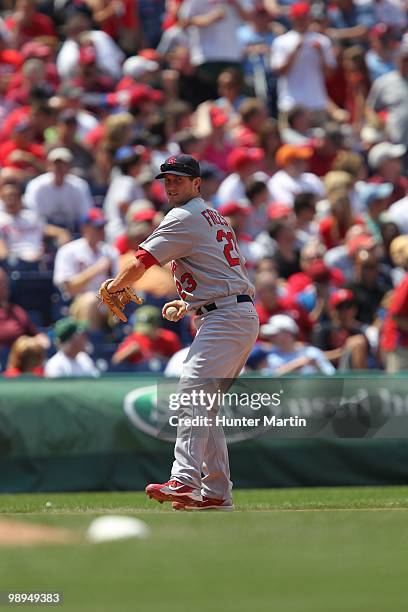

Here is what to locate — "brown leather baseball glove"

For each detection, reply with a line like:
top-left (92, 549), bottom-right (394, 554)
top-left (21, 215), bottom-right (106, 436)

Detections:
top-left (97, 279), bottom-right (143, 323)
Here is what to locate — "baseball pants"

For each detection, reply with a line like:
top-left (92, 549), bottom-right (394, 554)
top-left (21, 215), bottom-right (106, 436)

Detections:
top-left (170, 300), bottom-right (259, 501)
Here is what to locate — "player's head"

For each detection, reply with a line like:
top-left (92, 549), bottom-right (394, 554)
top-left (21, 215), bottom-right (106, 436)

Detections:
top-left (155, 154), bottom-right (201, 207)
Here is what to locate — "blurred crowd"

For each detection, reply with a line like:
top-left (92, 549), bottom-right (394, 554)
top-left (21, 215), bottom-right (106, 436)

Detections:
top-left (0, 0), bottom-right (408, 378)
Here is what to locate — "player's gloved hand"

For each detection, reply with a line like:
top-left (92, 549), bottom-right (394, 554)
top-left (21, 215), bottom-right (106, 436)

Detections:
top-left (162, 300), bottom-right (187, 322)
top-left (97, 279), bottom-right (143, 323)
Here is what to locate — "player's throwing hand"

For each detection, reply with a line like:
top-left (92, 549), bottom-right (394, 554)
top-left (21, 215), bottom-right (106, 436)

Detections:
top-left (162, 300), bottom-right (187, 322)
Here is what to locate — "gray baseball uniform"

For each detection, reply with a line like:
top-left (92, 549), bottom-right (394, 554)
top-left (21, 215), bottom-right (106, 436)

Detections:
top-left (140, 196), bottom-right (259, 501)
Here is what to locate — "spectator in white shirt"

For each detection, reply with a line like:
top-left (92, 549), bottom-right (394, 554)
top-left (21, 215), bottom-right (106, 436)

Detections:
top-left (217, 147), bottom-right (269, 204)
top-left (179, 0), bottom-right (251, 101)
top-left (53, 207), bottom-right (119, 330)
top-left (0, 181), bottom-right (70, 263)
top-left (103, 145), bottom-right (147, 243)
top-left (45, 317), bottom-right (99, 378)
top-left (268, 144), bottom-right (325, 205)
top-left (271, 2), bottom-right (336, 116)
top-left (24, 147), bottom-right (93, 233)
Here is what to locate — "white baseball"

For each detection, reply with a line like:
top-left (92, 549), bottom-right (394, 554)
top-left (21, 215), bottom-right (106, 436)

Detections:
top-left (165, 306), bottom-right (179, 322)
top-left (86, 516), bottom-right (150, 543)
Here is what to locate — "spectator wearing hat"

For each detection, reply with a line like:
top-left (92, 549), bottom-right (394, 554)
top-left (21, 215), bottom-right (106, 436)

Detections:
top-left (368, 142), bottom-right (408, 205)
top-left (44, 317), bottom-right (99, 378)
top-left (345, 248), bottom-right (393, 325)
top-left (312, 288), bottom-right (369, 370)
top-left (217, 147), bottom-right (267, 204)
top-left (381, 239), bottom-right (408, 372)
top-left (24, 147), bottom-right (93, 233)
top-left (0, 181), bottom-right (70, 264)
top-left (2, 335), bottom-right (46, 378)
top-left (357, 182), bottom-right (393, 243)
top-left (179, 0), bottom-right (250, 103)
top-left (47, 110), bottom-right (94, 179)
top-left (366, 24), bottom-right (397, 82)
top-left (103, 145), bottom-right (148, 243)
top-left (54, 208), bottom-right (118, 329)
top-left (198, 162), bottom-right (223, 208)
top-left (270, 2), bottom-right (336, 118)
top-left (255, 270), bottom-right (312, 340)
top-left (366, 39), bottom-right (408, 147)
top-left (259, 314), bottom-right (335, 375)
top-left (111, 305), bottom-right (181, 368)
top-left (117, 55), bottom-right (160, 92)
top-left (268, 144), bottom-right (324, 205)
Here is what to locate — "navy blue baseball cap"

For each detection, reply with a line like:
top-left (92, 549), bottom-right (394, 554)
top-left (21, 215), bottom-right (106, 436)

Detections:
top-left (155, 154), bottom-right (201, 179)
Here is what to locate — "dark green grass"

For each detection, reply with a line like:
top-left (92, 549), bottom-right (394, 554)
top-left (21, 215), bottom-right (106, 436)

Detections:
top-left (1, 487), bottom-right (407, 612)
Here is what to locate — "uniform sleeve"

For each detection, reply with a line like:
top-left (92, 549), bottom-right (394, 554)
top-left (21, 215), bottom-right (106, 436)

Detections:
top-left (270, 38), bottom-right (287, 70)
top-left (322, 38), bottom-right (336, 69)
top-left (139, 212), bottom-right (193, 265)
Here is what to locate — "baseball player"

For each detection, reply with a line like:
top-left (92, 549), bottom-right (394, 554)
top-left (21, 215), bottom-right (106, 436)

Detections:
top-left (101, 154), bottom-right (259, 511)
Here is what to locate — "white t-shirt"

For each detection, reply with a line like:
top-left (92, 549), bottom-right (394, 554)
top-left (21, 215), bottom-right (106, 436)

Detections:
top-left (56, 31), bottom-right (125, 80)
top-left (53, 237), bottom-right (119, 294)
top-left (217, 172), bottom-right (271, 204)
top-left (271, 31), bottom-right (336, 111)
top-left (387, 197), bottom-right (408, 234)
top-left (45, 350), bottom-right (99, 378)
top-left (180, 0), bottom-right (248, 65)
top-left (164, 346), bottom-right (191, 377)
top-left (24, 173), bottom-right (93, 232)
top-left (267, 170), bottom-right (325, 205)
top-left (0, 209), bottom-right (44, 261)
top-left (103, 174), bottom-right (144, 243)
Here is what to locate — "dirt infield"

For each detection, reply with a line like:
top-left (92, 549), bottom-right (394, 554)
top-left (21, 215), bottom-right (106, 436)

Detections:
top-left (0, 519), bottom-right (78, 546)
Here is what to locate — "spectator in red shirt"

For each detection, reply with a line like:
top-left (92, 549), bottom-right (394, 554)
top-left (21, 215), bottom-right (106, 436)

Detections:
top-left (0, 119), bottom-right (45, 179)
top-left (233, 98), bottom-right (268, 148)
top-left (255, 270), bottom-right (312, 340)
top-left (2, 334), bottom-right (45, 377)
top-left (319, 188), bottom-right (364, 249)
top-left (112, 305), bottom-right (181, 368)
top-left (4, 0), bottom-right (57, 47)
top-left (0, 267), bottom-right (38, 349)
top-left (381, 243), bottom-right (408, 373)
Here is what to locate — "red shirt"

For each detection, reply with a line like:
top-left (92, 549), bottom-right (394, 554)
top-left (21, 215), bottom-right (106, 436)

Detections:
top-left (114, 329), bottom-right (182, 364)
top-left (5, 13), bottom-right (56, 41)
top-left (0, 140), bottom-right (45, 168)
top-left (319, 216), bottom-right (364, 250)
top-left (256, 296), bottom-right (312, 340)
top-left (381, 273), bottom-right (408, 351)
top-left (0, 304), bottom-right (37, 348)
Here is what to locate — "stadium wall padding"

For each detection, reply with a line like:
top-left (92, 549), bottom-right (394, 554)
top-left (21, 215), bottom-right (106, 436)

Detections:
top-left (1, 375), bottom-right (408, 492)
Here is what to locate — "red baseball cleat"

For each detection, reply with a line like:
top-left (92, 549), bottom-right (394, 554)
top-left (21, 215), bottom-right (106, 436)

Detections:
top-left (172, 496), bottom-right (234, 511)
top-left (145, 479), bottom-right (202, 504)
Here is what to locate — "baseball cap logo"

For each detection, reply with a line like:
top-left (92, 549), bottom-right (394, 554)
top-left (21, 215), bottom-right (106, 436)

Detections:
top-left (167, 157), bottom-right (177, 165)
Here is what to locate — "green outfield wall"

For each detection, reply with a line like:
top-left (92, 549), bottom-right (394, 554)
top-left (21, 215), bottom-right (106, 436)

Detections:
top-left (1, 374), bottom-right (408, 492)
